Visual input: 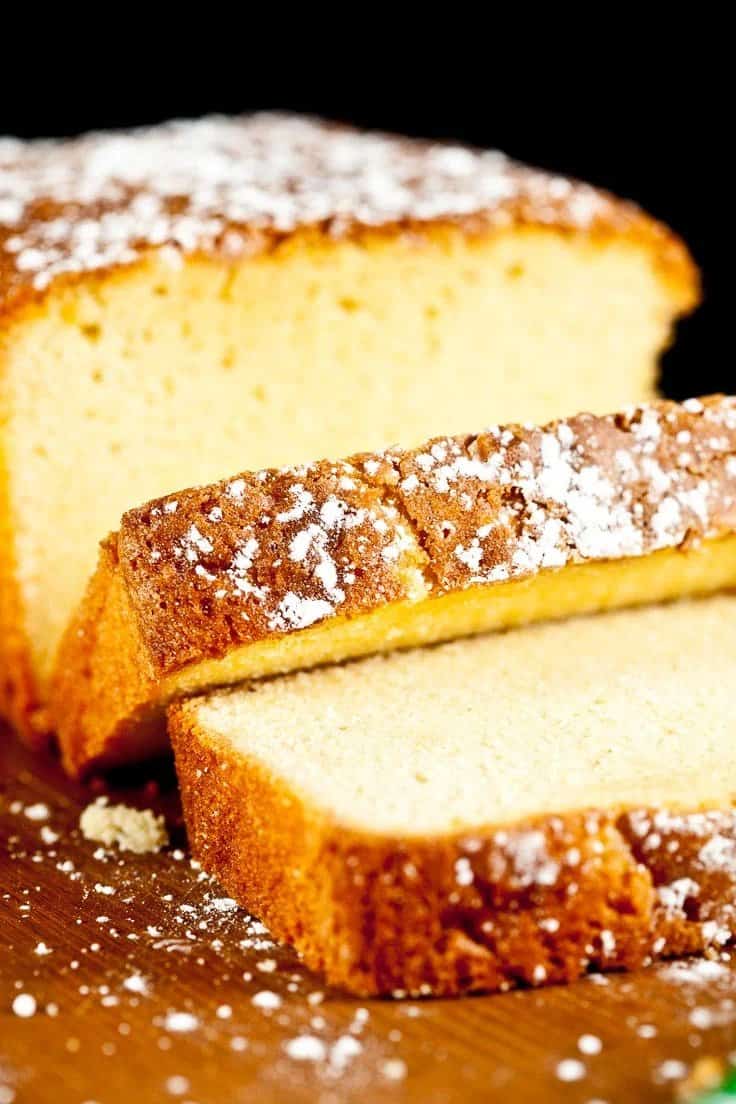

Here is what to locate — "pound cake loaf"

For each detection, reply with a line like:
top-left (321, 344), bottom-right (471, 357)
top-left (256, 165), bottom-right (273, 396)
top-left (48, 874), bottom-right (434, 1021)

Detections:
top-left (54, 395), bottom-right (736, 777)
top-left (0, 114), bottom-right (698, 743)
top-left (171, 594), bottom-right (736, 997)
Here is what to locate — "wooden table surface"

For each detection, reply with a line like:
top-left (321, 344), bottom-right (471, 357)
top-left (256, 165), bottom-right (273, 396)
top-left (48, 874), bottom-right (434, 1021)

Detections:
top-left (2, 730), bottom-right (735, 1104)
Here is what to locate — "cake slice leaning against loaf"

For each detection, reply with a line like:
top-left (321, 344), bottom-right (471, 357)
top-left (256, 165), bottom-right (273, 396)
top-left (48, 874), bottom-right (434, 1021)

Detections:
top-left (170, 594), bottom-right (736, 998)
top-left (53, 395), bottom-right (736, 777)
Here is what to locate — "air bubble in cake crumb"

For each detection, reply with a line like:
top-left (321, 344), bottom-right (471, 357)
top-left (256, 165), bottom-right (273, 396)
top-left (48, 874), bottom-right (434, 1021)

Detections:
top-left (555, 1058), bottom-right (586, 1082)
top-left (11, 993), bottom-right (37, 1018)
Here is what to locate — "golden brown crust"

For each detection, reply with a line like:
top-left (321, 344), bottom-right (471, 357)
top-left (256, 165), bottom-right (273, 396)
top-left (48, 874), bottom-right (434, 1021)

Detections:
top-left (0, 114), bottom-right (698, 320)
top-left (77, 395), bottom-right (736, 673)
top-left (52, 395), bottom-right (736, 776)
top-left (170, 703), bottom-right (736, 997)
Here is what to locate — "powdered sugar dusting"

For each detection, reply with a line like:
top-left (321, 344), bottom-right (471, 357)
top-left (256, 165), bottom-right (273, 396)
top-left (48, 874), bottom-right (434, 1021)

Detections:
top-left (0, 113), bottom-right (631, 297)
top-left (126, 397), bottom-right (736, 666)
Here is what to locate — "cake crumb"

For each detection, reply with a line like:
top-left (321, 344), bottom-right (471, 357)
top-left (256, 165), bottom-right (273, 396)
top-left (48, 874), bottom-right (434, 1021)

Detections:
top-left (79, 798), bottom-right (168, 854)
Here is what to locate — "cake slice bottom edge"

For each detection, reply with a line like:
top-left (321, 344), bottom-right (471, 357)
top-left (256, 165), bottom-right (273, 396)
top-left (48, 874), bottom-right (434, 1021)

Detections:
top-left (170, 717), bottom-right (736, 998)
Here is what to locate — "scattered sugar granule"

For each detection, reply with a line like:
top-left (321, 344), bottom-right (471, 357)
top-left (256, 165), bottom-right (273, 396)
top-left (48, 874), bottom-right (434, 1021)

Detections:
top-left (122, 974), bottom-right (148, 995)
top-left (34, 942), bottom-right (52, 956)
top-left (252, 990), bottom-right (282, 1010)
top-left (216, 1004), bottom-right (232, 1020)
top-left (637, 1023), bottom-right (657, 1039)
top-left (209, 897), bottom-right (238, 913)
top-left (656, 1059), bottom-right (688, 1081)
top-left (256, 958), bottom-right (277, 973)
top-left (578, 1034), bottom-right (602, 1056)
top-left (94, 883), bottom-right (115, 896)
top-left (40, 826), bottom-right (59, 845)
top-left (80, 798), bottom-right (168, 854)
top-left (284, 1035), bottom-right (328, 1062)
top-left (556, 1058), bottom-right (586, 1082)
top-left (163, 1011), bottom-right (199, 1033)
top-left (381, 1058), bottom-right (408, 1081)
top-left (0, 1087), bottom-right (15, 1104)
top-left (231, 1036), bottom-right (248, 1052)
top-left (329, 1035), bottom-right (363, 1072)
top-left (23, 803), bottom-right (50, 822)
top-left (165, 1075), bottom-right (190, 1097)
top-left (658, 960), bottom-right (729, 986)
top-left (11, 993), bottom-right (37, 1018)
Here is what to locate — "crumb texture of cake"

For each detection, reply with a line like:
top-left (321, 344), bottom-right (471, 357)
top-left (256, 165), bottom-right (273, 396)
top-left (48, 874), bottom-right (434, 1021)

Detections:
top-left (54, 395), bottom-right (736, 777)
top-left (0, 114), bottom-right (698, 743)
top-left (79, 797), bottom-right (168, 854)
top-left (170, 595), bottom-right (736, 996)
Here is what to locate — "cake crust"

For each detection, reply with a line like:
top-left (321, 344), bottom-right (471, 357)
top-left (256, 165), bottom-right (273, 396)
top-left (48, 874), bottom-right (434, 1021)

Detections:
top-left (170, 702), bottom-right (736, 997)
top-left (0, 114), bottom-right (698, 316)
top-left (53, 395), bottom-right (736, 776)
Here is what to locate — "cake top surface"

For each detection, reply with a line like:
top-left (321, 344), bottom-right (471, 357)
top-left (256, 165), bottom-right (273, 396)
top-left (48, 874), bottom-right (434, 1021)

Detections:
top-left (117, 395), bottom-right (736, 674)
top-left (189, 595), bottom-right (736, 835)
top-left (0, 112), bottom-right (686, 303)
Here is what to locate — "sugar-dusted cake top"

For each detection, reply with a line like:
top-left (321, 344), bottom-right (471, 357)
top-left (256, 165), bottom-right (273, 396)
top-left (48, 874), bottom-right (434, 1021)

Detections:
top-left (115, 395), bottom-right (736, 674)
top-left (0, 113), bottom-right (690, 303)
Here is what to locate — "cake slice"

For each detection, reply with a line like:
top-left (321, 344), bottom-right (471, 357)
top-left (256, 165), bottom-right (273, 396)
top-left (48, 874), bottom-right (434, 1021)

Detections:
top-left (54, 395), bottom-right (736, 777)
top-left (0, 114), bottom-right (698, 744)
top-left (170, 595), bottom-right (736, 997)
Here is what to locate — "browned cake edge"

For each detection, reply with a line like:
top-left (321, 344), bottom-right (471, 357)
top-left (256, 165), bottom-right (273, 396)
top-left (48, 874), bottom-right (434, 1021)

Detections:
top-left (52, 395), bottom-right (736, 777)
top-left (170, 703), bottom-right (736, 998)
top-left (0, 125), bottom-right (701, 319)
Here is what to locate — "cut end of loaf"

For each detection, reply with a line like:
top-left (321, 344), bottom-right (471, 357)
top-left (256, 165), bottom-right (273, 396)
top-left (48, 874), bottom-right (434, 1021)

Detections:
top-left (170, 595), bottom-right (736, 996)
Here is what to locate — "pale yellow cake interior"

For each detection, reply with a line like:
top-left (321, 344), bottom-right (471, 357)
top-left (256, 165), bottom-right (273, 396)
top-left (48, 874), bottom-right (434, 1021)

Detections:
top-left (4, 227), bottom-right (685, 698)
top-left (189, 595), bottom-right (736, 836)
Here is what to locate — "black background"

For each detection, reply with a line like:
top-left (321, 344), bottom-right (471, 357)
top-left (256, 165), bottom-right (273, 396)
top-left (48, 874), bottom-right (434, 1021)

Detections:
top-left (0, 51), bottom-right (728, 400)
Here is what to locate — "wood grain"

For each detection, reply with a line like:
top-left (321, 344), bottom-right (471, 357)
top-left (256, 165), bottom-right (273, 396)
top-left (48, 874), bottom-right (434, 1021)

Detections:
top-left (1, 729), bottom-right (735, 1104)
